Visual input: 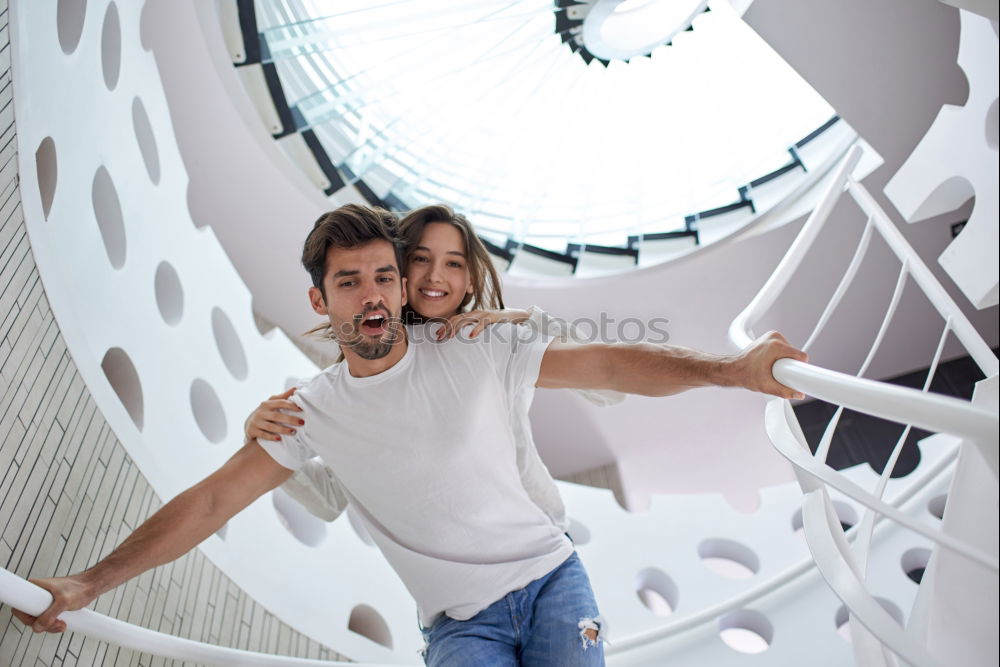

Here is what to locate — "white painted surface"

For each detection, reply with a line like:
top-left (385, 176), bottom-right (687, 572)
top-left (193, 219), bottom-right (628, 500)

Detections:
top-left (885, 10), bottom-right (999, 308)
top-left (10, 0), bottom-right (1000, 664)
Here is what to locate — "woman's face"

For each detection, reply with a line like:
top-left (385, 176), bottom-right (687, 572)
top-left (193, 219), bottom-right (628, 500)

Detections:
top-left (405, 222), bottom-right (473, 319)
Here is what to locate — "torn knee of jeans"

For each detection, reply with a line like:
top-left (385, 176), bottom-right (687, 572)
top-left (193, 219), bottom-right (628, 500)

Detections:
top-left (578, 616), bottom-right (605, 649)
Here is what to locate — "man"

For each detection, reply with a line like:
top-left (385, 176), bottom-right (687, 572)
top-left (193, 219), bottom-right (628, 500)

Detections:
top-left (13, 204), bottom-right (807, 665)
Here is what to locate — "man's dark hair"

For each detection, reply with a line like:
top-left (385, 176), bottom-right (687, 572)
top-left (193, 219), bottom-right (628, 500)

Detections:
top-left (302, 204), bottom-right (403, 296)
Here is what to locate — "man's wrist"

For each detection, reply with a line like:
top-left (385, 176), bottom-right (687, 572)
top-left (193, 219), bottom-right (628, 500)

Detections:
top-left (77, 565), bottom-right (115, 601)
top-left (713, 354), bottom-right (744, 388)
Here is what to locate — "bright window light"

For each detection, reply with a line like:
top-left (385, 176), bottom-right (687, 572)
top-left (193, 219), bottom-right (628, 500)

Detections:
top-left (254, 0), bottom-right (836, 249)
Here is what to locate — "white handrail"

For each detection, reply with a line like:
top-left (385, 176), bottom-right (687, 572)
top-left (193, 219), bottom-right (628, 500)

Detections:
top-left (854, 320), bottom-right (952, 576)
top-left (730, 142), bottom-right (999, 666)
top-left (802, 489), bottom-right (941, 667)
top-left (771, 359), bottom-right (997, 444)
top-left (729, 146), bottom-right (863, 350)
top-left (845, 180), bottom-right (998, 378)
top-left (730, 145), bottom-right (998, 446)
top-left (765, 400), bottom-right (997, 573)
top-left (0, 569), bottom-right (402, 666)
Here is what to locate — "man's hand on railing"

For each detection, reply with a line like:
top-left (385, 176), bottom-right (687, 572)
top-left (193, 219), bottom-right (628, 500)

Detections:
top-left (11, 573), bottom-right (94, 633)
top-left (732, 331), bottom-right (808, 400)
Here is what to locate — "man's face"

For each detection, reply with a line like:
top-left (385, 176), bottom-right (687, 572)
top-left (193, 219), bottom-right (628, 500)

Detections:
top-left (309, 240), bottom-right (407, 361)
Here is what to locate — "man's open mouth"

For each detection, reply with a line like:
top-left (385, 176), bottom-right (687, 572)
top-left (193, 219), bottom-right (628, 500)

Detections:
top-left (359, 312), bottom-right (388, 336)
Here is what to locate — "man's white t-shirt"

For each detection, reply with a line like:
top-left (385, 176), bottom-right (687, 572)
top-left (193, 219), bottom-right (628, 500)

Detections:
top-left (259, 323), bottom-right (574, 626)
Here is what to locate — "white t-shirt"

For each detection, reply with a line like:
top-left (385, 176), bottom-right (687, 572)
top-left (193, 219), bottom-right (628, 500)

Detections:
top-left (281, 308), bottom-right (626, 533)
top-left (259, 323), bottom-right (574, 626)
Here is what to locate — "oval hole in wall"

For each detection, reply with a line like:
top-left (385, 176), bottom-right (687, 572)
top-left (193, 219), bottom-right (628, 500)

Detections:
top-left (635, 567), bottom-right (678, 617)
top-left (792, 499), bottom-right (858, 535)
top-left (927, 493), bottom-right (947, 520)
top-left (132, 97), bottom-right (161, 184)
top-left (101, 2), bottom-right (121, 90)
top-left (901, 546), bottom-right (931, 584)
top-left (57, 0), bottom-right (87, 54)
top-left (190, 378), bottom-right (227, 443)
top-left (212, 308), bottom-right (248, 381)
top-left (154, 261), bottom-right (183, 325)
top-left (718, 609), bottom-right (773, 654)
top-left (101, 347), bottom-right (143, 430)
top-left (698, 538), bottom-right (759, 579)
top-left (91, 166), bottom-right (127, 269)
top-left (35, 137), bottom-right (58, 221)
top-left (348, 604), bottom-right (393, 649)
top-left (272, 487), bottom-right (327, 547)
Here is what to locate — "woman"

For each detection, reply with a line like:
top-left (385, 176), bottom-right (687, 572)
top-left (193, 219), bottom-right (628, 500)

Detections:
top-left (245, 204), bottom-right (623, 532)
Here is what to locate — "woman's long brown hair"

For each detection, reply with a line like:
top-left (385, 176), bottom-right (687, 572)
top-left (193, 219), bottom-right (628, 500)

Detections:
top-left (397, 204), bottom-right (505, 323)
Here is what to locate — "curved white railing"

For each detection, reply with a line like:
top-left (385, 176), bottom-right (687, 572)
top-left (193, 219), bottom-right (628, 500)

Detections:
top-left (0, 568), bottom-right (404, 666)
top-left (730, 145), bottom-right (999, 667)
top-left (1, 141), bottom-right (992, 663)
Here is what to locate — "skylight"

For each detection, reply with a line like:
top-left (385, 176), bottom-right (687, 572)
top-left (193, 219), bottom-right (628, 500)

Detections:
top-left (250, 0), bottom-right (837, 257)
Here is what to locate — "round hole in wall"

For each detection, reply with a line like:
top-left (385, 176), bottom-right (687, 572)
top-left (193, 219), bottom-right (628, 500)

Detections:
top-left (901, 547), bottom-right (931, 584)
top-left (272, 487), bottom-right (328, 547)
top-left (154, 261), bottom-right (183, 325)
top-left (212, 308), bottom-right (248, 381)
top-left (986, 98), bottom-right (998, 151)
top-left (131, 97), bottom-right (161, 184)
top-left (567, 517), bottom-right (591, 546)
top-left (101, 2), bottom-right (121, 90)
top-left (718, 609), bottom-right (773, 654)
top-left (698, 538), bottom-right (759, 579)
top-left (57, 0), bottom-right (87, 54)
top-left (91, 166), bottom-right (127, 269)
top-left (927, 493), bottom-right (947, 520)
top-left (190, 378), bottom-right (227, 443)
top-left (35, 137), bottom-right (58, 221)
top-left (834, 604), bottom-right (851, 641)
top-left (348, 604), bottom-right (393, 649)
top-left (101, 347), bottom-right (143, 430)
top-left (346, 505), bottom-right (374, 547)
top-left (635, 567), bottom-right (678, 616)
top-left (835, 598), bottom-right (904, 642)
top-left (792, 499), bottom-right (858, 535)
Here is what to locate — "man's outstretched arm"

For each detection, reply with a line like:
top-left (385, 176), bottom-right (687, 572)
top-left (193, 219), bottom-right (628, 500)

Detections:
top-left (537, 331), bottom-right (808, 399)
top-left (12, 442), bottom-right (292, 633)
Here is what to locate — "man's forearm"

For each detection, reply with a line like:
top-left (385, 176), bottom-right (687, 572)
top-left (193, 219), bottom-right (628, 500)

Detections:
top-left (539, 332), bottom-right (808, 400)
top-left (603, 343), bottom-right (737, 396)
top-left (77, 483), bottom-right (226, 600)
top-left (15, 442), bottom-right (293, 633)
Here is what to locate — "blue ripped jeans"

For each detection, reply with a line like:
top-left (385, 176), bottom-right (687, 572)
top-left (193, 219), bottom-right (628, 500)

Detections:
top-left (420, 552), bottom-right (605, 666)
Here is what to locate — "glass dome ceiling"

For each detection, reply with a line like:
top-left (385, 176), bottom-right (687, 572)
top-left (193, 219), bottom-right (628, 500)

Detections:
top-left (241, 0), bottom-right (838, 266)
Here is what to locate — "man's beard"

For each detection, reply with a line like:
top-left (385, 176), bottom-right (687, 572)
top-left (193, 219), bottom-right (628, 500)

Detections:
top-left (336, 309), bottom-right (404, 360)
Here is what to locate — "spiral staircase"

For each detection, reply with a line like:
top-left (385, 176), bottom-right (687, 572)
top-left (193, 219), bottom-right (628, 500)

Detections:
top-left (0, 1), bottom-right (996, 665)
